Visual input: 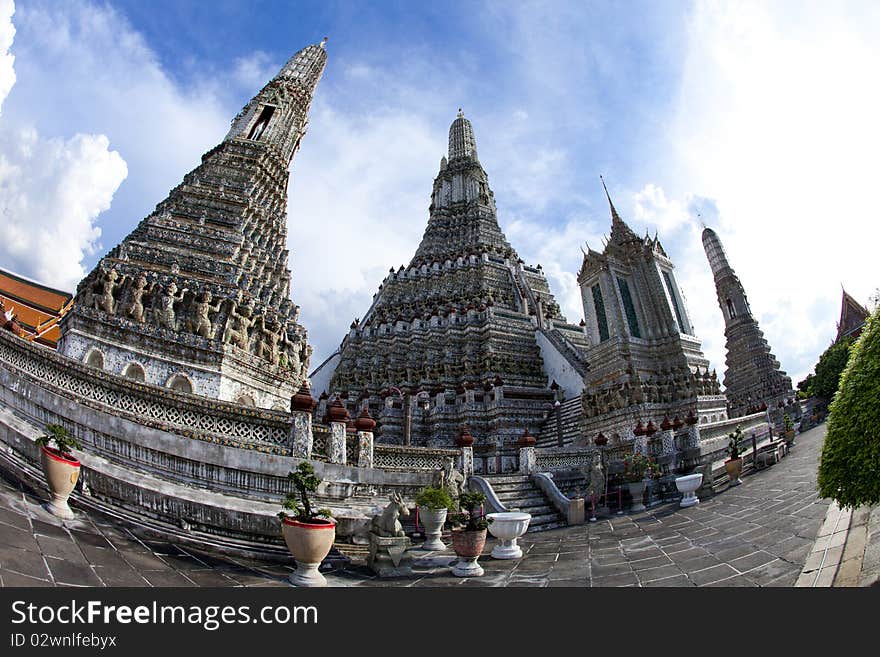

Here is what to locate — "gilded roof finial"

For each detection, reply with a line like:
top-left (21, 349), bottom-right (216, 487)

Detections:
top-left (457, 107), bottom-right (464, 118)
top-left (320, 37), bottom-right (328, 48)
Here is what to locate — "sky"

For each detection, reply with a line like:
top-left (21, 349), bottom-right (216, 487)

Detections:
top-left (0, 0), bottom-right (877, 388)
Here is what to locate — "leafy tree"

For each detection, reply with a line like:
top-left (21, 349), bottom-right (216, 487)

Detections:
top-left (817, 310), bottom-right (880, 508)
top-left (809, 336), bottom-right (854, 401)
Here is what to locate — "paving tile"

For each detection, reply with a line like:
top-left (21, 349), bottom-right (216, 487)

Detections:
top-left (0, 524), bottom-right (40, 551)
top-left (729, 550), bottom-right (777, 573)
top-left (690, 563), bottom-right (739, 586)
top-left (141, 570), bottom-right (198, 587)
top-left (591, 571), bottom-right (640, 587)
top-left (642, 574), bottom-right (694, 587)
top-left (636, 564), bottom-right (683, 583)
top-left (36, 534), bottom-right (88, 563)
top-left (0, 545), bottom-right (51, 580)
top-left (46, 559), bottom-right (103, 586)
top-left (0, 568), bottom-right (54, 586)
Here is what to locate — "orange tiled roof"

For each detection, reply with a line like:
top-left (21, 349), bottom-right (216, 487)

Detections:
top-left (0, 268), bottom-right (73, 349)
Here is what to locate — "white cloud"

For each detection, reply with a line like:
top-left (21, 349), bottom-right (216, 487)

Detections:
top-left (655, 1), bottom-right (880, 385)
top-left (0, 0), bottom-right (127, 290)
top-left (0, 0), bottom-right (14, 115)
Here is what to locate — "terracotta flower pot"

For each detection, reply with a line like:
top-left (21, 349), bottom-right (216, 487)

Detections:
top-left (281, 517), bottom-right (336, 587)
top-left (725, 458), bottom-right (743, 486)
top-left (451, 528), bottom-right (487, 577)
top-left (40, 446), bottom-right (80, 520)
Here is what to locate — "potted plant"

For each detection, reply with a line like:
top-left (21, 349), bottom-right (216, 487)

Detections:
top-left (622, 452), bottom-right (656, 512)
top-left (278, 461), bottom-right (335, 587)
top-left (782, 414), bottom-right (796, 446)
top-left (725, 426), bottom-right (744, 486)
top-left (414, 486), bottom-right (453, 550)
top-left (449, 491), bottom-right (493, 577)
top-left (36, 424), bottom-right (82, 519)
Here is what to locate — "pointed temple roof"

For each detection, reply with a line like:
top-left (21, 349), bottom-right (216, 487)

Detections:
top-left (59, 40), bottom-right (328, 406)
top-left (0, 267), bottom-right (72, 348)
top-left (836, 289), bottom-right (869, 342)
top-left (325, 112), bottom-right (576, 444)
top-left (601, 176), bottom-right (640, 246)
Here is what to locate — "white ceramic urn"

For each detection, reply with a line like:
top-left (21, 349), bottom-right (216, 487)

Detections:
top-left (486, 512), bottom-right (531, 559)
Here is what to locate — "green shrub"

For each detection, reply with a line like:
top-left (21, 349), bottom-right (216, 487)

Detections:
top-left (449, 490), bottom-right (493, 531)
top-left (278, 461), bottom-right (332, 522)
top-left (817, 310), bottom-right (880, 509)
top-left (810, 337), bottom-right (854, 401)
top-left (414, 486), bottom-right (453, 510)
top-left (35, 424), bottom-right (81, 457)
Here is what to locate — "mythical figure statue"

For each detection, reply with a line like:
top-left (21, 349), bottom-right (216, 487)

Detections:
top-left (123, 274), bottom-right (149, 323)
top-left (223, 298), bottom-right (255, 350)
top-left (299, 343), bottom-right (313, 379)
top-left (254, 314), bottom-right (283, 364)
top-left (186, 290), bottom-right (222, 339)
top-left (370, 491), bottom-right (409, 537)
top-left (153, 281), bottom-right (186, 331)
top-left (434, 457), bottom-right (466, 502)
top-left (91, 267), bottom-right (120, 315)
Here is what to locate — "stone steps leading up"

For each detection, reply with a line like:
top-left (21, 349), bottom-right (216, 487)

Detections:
top-left (482, 474), bottom-right (567, 532)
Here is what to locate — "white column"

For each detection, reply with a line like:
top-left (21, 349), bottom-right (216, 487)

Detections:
top-left (290, 411), bottom-right (313, 459)
top-left (328, 421), bottom-right (347, 465)
top-left (357, 430), bottom-right (374, 468)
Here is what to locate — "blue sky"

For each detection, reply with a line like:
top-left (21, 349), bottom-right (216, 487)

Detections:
top-left (1, 0), bottom-right (878, 389)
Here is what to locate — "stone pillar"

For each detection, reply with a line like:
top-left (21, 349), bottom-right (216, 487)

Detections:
top-left (519, 446), bottom-right (536, 475)
top-left (461, 446), bottom-right (474, 477)
top-left (355, 407), bottom-right (376, 469)
top-left (289, 385), bottom-right (316, 459)
top-left (518, 427), bottom-right (537, 475)
top-left (326, 397), bottom-right (349, 465)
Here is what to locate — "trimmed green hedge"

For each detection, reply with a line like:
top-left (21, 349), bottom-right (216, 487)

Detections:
top-left (817, 310), bottom-right (880, 509)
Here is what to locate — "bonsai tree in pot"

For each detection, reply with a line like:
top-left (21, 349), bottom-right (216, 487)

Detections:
top-left (448, 491), bottom-right (493, 577)
top-left (622, 452), bottom-right (656, 512)
top-left (782, 414), bottom-right (796, 445)
top-left (278, 461), bottom-right (335, 587)
top-left (35, 424), bottom-right (82, 519)
top-left (725, 426), bottom-right (744, 486)
top-left (414, 486), bottom-right (453, 551)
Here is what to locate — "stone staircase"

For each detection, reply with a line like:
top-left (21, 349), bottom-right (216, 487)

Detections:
top-left (537, 396), bottom-right (584, 447)
top-left (482, 474), bottom-right (567, 532)
top-left (539, 327), bottom-right (591, 378)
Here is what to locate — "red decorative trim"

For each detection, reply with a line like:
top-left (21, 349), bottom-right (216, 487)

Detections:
top-left (282, 517), bottom-right (336, 529)
top-left (40, 445), bottom-right (80, 467)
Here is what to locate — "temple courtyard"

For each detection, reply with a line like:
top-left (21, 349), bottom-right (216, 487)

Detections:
top-left (0, 423), bottom-right (871, 587)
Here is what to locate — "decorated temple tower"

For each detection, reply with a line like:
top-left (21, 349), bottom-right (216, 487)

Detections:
top-left (312, 111), bottom-right (589, 449)
top-left (702, 225), bottom-right (792, 416)
top-left (559, 181), bottom-right (726, 446)
top-left (58, 40), bottom-right (328, 409)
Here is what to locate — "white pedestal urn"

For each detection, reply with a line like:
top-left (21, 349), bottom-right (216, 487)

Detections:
top-left (487, 512), bottom-right (531, 559)
top-left (418, 508), bottom-right (448, 550)
top-left (451, 529), bottom-right (487, 577)
top-left (628, 480), bottom-right (647, 513)
top-left (281, 517), bottom-right (337, 587)
top-left (40, 446), bottom-right (80, 520)
top-left (675, 473), bottom-right (703, 508)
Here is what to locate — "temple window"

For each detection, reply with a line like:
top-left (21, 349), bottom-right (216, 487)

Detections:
top-left (167, 374), bottom-right (193, 394)
top-left (617, 277), bottom-right (641, 338)
top-left (726, 298), bottom-right (737, 319)
top-left (591, 284), bottom-right (609, 342)
top-left (85, 349), bottom-right (104, 370)
top-left (663, 270), bottom-right (688, 334)
top-left (123, 362), bottom-right (145, 382)
top-left (247, 106), bottom-right (275, 140)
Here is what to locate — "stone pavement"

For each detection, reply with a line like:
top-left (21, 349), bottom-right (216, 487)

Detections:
top-left (0, 423), bottom-right (847, 587)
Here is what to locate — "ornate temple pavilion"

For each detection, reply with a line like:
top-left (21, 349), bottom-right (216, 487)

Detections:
top-left (0, 267), bottom-right (73, 349)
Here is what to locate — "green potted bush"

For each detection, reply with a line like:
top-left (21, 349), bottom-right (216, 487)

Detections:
top-left (448, 491), bottom-right (493, 577)
top-left (622, 452), bottom-right (657, 512)
top-left (725, 426), bottom-right (744, 486)
top-left (782, 414), bottom-right (796, 446)
top-left (35, 424), bottom-right (82, 519)
top-left (414, 486), bottom-right (453, 551)
top-left (278, 461), bottom-right (335, 587)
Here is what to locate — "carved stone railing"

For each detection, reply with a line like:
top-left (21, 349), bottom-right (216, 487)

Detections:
top-left (532, 473), bottom-right (585, 525)
top-left (0, 330), bottom-right (290, 453)
top-left (698, 413), bottom-right (768, 448)
top-left (373, 444), bottom-right (460, 472)
top-left (534, 446), bottom-right (596, 473)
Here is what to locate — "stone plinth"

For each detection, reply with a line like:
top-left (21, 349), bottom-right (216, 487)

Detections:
top-left (367, 534), bottom-right (413, 577)
top-left (328, 421), bottom-right (346, 465)
top-left (357, 430), bottom-right (373, 468)
top-left (290, 412), bottom-right (313, 459)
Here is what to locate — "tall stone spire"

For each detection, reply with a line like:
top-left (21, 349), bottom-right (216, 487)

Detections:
top-left (58, 40), bottom-right (328, 409)
top-left (316, 111), bottom-right (584, 449)
top-left (600, 176), bottom-right (639, 246)
top-left (701, 226), bottom-right (792, 416)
